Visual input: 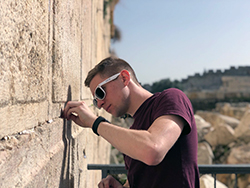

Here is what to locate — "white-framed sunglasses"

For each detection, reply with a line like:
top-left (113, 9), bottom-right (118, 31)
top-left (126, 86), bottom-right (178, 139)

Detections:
top-left (93, 72), bottom-right (120, 108)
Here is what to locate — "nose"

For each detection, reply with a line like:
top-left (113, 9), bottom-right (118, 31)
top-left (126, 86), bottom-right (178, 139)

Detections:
top-left (96, 98), bottom-right (104, 109)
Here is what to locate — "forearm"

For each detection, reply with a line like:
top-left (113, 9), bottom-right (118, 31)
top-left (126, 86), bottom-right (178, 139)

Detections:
top-left (97, 115), bottom-right (183, 165)
top-left (97, 121), bottom-right (160, 165)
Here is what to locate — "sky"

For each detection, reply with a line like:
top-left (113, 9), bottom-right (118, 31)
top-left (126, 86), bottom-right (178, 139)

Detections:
top-left (111, 0), bottom-right (250, 85)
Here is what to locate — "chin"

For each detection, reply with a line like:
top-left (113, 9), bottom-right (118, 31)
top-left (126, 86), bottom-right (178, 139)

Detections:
top-left (111, 112), bottom-right (120, 118)
top-left (115, 111), bottom-right (127, 118)
top-left (112, 105), bottom-right (128, 118)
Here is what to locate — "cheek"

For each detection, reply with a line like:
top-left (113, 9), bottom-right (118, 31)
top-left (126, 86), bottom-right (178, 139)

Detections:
top-left (116, 88), bottom-right (130, 108)
top-left (120, 86), bottom-right (130, 101)
top-left (108, 84), bottom-right (122, 98)
top-left (107, 83), bottom-right (129, 104)
top-left (109, 90), bottom-right (123, 104)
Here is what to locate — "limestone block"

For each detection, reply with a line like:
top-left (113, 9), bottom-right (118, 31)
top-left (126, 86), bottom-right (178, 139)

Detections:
top-left (91, 0), bottom-right (111, 64)
top-left (81, 0), bottom-right (93, 100)
top-left (200, 175), bottom-right (228, 188)
top-left (204, 123), bottom-right (235, 147)
top-left (0, 63), bottom-right (11, 106)
top-left (198, 142), bottom-right (214, 164)
top-left (52, 0), bottom-right (82, 102)
top-left (237, 174), bottom-right (250, 188)
top-left (0, 119), bottom-right (110, 188)
top-left (215, 102), bottom-right (250, 120)
top-left (235, 110), bottom-right (250, 143)
top-left (227, 142), bottom-right (250, 164)
top-left (0, 1), bottom-right (48, 104)
top-left (195, 114), bottom-right (211, 142)
top-left (196, 111), bottom-right (239, 129)
top-left (0, 120), bottom-right (65, 188)
top-left (221, 76), bottom-right (250, 93)
top-left (0, 0), bottom-right (112, 187)
top-left (0, 101), bottom-right (48, 139)
top-left (80, 0), bottom-right (111, 101)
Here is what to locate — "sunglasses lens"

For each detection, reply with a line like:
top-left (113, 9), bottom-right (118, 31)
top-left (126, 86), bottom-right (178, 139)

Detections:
top-left (95, 87), bottom-right (105, 99)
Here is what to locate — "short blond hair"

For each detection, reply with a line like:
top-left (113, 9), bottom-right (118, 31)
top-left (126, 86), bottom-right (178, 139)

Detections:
top-left (85, 56), bottom-right (140, 87)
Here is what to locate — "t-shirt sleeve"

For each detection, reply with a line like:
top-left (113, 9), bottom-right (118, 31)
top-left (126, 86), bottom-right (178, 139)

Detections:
top-left (152, 88), bottom-right (194, 134)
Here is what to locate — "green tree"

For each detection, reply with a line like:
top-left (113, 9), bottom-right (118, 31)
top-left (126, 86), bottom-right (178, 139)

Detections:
top-left (142, 78), bottom-right (183, 93)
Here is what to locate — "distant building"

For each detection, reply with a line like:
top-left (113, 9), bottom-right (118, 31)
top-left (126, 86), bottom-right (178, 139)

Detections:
top-left (181, 66), bottom-right (250, 110)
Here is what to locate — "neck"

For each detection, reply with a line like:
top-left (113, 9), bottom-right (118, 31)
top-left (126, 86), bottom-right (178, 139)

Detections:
top-left (127, 84), bottom-right (153, 116)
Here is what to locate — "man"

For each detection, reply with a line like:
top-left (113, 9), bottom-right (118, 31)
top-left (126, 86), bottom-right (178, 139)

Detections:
top-left (63, 57), bottom-right (200, 188)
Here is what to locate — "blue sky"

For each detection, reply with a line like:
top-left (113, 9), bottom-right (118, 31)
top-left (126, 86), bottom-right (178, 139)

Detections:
top-left (111, 0), bottom-right (250, 84)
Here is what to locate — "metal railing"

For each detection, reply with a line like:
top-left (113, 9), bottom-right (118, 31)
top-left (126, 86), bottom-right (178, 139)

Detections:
top-left (88, 164), bottom-right (250, 188)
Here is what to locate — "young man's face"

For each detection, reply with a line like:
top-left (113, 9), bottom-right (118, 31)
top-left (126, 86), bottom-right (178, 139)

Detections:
top-left (89, 73), bottom-right (130, 117)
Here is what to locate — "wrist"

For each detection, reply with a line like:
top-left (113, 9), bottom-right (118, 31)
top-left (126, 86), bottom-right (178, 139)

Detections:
top-left (92, 116), bottom-right (110, 136)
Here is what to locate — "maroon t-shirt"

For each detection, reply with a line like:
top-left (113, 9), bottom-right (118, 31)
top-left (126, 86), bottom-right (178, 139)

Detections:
top-left (124, 88), bottom-right (200, 188)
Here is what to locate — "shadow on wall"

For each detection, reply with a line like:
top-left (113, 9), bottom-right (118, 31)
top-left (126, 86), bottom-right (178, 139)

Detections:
top-left (60, 85), bottom-right (73, 187)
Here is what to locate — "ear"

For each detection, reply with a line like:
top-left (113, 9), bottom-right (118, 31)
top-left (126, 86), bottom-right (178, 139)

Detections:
top-left (120, 70), bottom-right (130, 86)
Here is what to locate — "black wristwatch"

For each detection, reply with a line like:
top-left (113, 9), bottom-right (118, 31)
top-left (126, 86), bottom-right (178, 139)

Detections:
top-left (92, 116), bottom-right (110, 136)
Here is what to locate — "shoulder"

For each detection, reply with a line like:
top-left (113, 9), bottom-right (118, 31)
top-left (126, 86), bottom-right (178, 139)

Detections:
top-left (154, 88), bottom-right (190, 107)
top-left (160, 88), bottom-right (186, 98)
top-left (153, 88), bottom-right (194, 134)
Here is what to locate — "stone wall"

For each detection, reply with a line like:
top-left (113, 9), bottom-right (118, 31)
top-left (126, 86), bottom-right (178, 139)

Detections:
top-left (0, 0), bottom-right (112, 187)
top-left (179, 66), bottom-right (250, 111)
top-left (182, 66), bottom-right (250, 92)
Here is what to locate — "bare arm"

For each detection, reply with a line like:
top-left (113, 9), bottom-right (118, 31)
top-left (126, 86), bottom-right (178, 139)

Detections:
top-left (63, 101), bottom-right (185, 165)
top-left (98, 114), bottom-right (184, 165)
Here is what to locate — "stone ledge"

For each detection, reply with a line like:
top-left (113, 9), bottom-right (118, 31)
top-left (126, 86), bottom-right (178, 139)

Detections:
top-left (0, 119), bottom-right (110, 187)
top-left (0, 101), bottom-right (49, 138)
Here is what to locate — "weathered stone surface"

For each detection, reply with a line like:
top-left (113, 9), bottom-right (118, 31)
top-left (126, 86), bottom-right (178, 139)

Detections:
top-left (198, 142), bottom-right (214, 164)
top-left (0, 120), bottom-right (110, 188)
top-left (52, 0), bottom-right (82, 102)
top-left (81, 0), bottom-right (93, 100)
top-left (196, 111), bottom-right (239, 129)
top-left (226, 143), bottom-right (250, 187)
top-left (227, 142), bottom-right (250, 164)
top-left (0, 63), bottom-right (11, 106)
top-left (237, 175), bottom-right (250, 188)
top-left (0, 101), bottom-right (48, 138)
top-left (0, 0), bottom-right (112, 187)
top-left (234, 110), bottom-right (250, 143)
top-left (0, 1), bottom-right (48, 104)
top-left (195, 114), bottom-right (211, 142)
top-left (204, 123), bottom-right (235, 147)
top-left (196, 106), bottom-right (250, 187)
top-left (215, 103), bottom-right (250, 120)
top-left (200, 175), bottom-right (228, 188)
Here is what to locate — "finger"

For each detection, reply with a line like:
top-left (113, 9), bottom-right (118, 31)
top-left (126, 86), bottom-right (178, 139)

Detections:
top-left (103, 177), bottom-right (112, 188)
top-left (98, 181), bottom-right (104, 188)
top-left (60, 108), bottom-right (77, 119)
top-left (63, 101), bottom-right (83, 118)
top-left (66, 107), bottom-right (79, 119)
top-left (68, 113), bottom-right (83, 126)
top-left (66, 106), bottom-right (79, 117)
top-left (98, 177), bottom-right (111, 188)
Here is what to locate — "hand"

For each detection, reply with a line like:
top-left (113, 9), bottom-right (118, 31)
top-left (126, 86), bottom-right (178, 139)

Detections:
top-left (98, 175), bottom-right (123, 188)
top-left (62, 101), bottom-right (97, 128)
